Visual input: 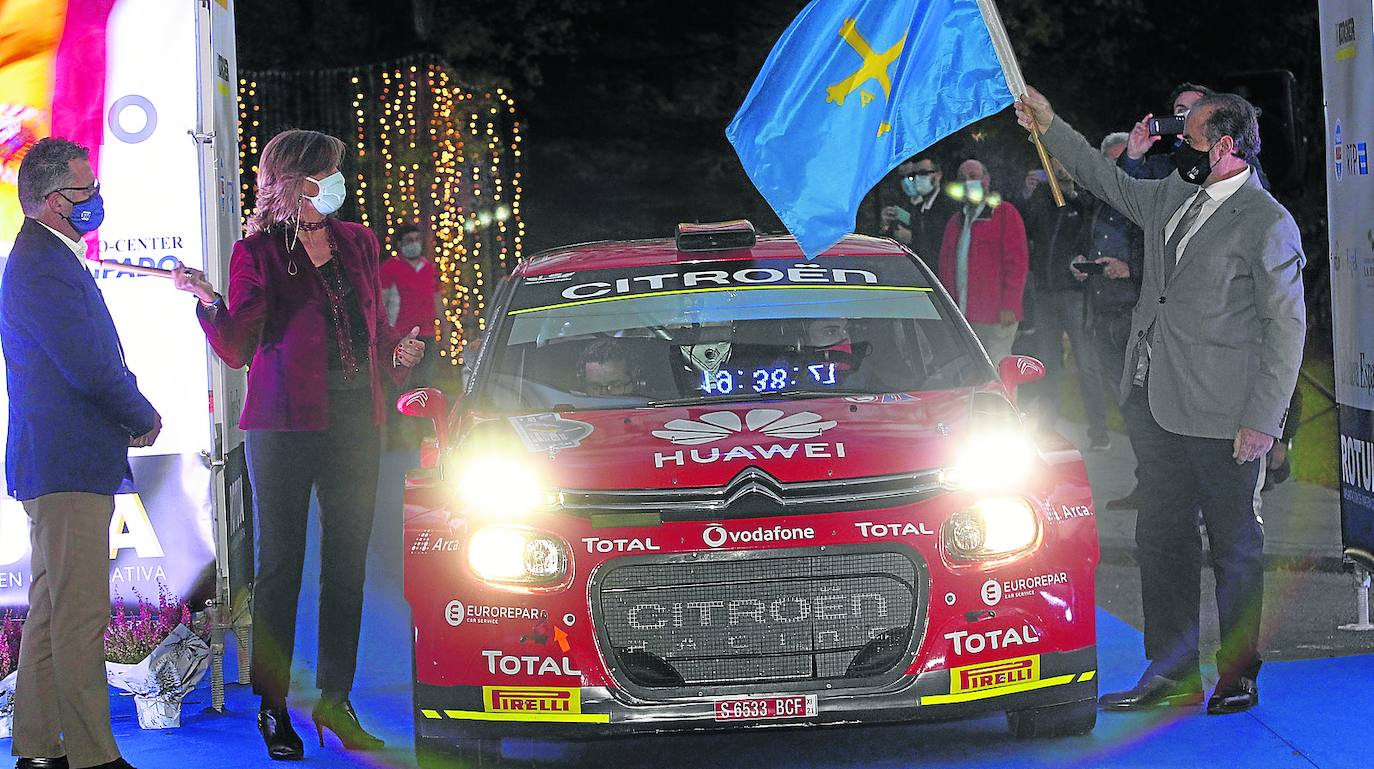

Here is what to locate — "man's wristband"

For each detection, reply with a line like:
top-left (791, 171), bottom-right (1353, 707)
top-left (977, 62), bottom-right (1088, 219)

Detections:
top-left (198, 294), bottom-right (221, 309)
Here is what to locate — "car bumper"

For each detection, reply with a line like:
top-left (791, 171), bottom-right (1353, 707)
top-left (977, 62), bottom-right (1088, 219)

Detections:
top-left (415, 645), bottom-right (1097, 741)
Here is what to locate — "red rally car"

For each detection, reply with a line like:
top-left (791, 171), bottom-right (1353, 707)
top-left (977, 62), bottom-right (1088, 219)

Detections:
top-left (400, 221), bottom-right (1099, 767)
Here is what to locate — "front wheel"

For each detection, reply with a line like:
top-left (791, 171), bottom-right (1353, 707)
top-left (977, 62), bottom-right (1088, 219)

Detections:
top-left (1006, 697), bottom-right (1098, 738)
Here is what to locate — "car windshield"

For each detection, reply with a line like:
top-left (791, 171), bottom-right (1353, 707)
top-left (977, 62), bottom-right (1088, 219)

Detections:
top-left (477, 254), bottom-right (989, 412)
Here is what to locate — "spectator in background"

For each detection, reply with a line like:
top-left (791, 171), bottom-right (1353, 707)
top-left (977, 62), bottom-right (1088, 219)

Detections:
top-left (1022, 160), bottom-right (1110, 449)
top-left (1020, 168), bottom-right (1047, 203)
top-left (1118, 82), bottom-right (1213, 180)
top-left (879, 156), bottom-right (957, 262)
top-left (380, 223), bottom-right (444, 386)
top-left (937, 159), bottom-right (1029, 362)
top-left (1081, 132), bottom-right (1147, 504)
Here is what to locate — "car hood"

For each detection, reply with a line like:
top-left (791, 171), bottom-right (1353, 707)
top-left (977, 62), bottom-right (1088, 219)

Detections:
top-left (462, 387), bottom-right (1013, 491)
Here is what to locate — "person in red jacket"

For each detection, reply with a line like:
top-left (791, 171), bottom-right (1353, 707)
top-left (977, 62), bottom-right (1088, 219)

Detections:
top-left (937, 159), bottom-right (1030, 362)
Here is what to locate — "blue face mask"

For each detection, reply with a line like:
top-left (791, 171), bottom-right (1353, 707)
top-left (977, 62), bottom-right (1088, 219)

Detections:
top-left (62, 191), bottom-right (105, 233)
top-left (901, 175), bottom-right (935, 198)
top-left (305, 171), bottom-right (347, 215)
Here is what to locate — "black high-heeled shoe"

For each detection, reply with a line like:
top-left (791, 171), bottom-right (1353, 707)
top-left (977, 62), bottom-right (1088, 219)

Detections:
top-left (257, 707), bottom-right (305, 761)
top-left (312, 698), bottom-right (384, 750)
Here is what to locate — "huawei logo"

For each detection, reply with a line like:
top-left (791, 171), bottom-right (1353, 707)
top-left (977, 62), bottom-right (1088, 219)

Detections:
top-left (652, 409), bottom-right (836, 446)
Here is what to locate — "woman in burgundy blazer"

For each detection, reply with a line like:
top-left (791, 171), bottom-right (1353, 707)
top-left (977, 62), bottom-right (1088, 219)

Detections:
top-left (174, 129), bottom-right (424, 759)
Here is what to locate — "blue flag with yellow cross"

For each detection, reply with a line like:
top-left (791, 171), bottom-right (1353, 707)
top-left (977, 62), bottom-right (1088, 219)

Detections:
top-left (727, 0), bottom-right (1013, 258)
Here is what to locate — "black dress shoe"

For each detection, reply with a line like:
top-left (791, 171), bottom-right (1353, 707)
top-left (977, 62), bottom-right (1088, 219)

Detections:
top-left (15, 757), bottom-right (70, 769)
top-left (1207, 676), bottom-right (1259, 714)
top-left (258, 707), bottom-right (305, 760)
top-left (1099, 671), bottom-right (1203, 710)
top-left (312, 698), bottom-right (384, 751)
top-left (91, 760), bottom-right (137, 769)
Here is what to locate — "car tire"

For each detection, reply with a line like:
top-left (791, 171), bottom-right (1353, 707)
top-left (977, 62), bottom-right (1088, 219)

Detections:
top-left (1005, 697), bottom-right (1097, 738)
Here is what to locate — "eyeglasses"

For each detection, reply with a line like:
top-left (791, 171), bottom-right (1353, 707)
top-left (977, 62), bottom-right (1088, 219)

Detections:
top-left (49, 179), bottom-right (100, 202)
top-left (584, 378), bottom-right (635, 396)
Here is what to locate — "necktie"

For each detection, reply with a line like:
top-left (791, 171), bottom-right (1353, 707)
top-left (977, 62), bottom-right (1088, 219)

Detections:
top-left (1133, 188), bottom-right (1211, 387)
top-left (1164, 188), bottom-right (1211, 266)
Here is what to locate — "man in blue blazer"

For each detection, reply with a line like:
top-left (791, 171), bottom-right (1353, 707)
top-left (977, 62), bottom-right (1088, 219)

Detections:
top-left (2, 138), bottom-right (159, 769)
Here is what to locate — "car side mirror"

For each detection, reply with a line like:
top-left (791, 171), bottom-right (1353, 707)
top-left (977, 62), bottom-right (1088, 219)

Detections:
top-left (998, 355), bottom-right (1045, 401)
top-left (396, 387), bottom-right (451, 459)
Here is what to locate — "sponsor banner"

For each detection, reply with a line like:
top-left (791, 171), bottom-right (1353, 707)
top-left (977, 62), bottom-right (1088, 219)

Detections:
top-left (481, 650), bottom-right (581, 677)
top-left (418, 686), bottom-right (611, 723)
top-left (980, 572), bottom-right (1069, 607)
top-left (853, 520), bottom-right (934, 538)
top-left (944, 624), bottom-right (1041, 657)
top-left (951, 654), bottom-right (1040, 694)
top-left (509, 256), bottom-right (933, 314)
top-left (581, 536), bottom-right (661, 554)
top-left (702, 522), bottom-right (814, 548)
top-left (445, 599), bottom-right (548, 627)
top-left (410, 529), bottom-right (462, 555)
top-left (1044, 504), bottom-right (1094, 524)
top-left (1340, 405), bottom-right (1374, 549)
top-left (0, 0), bottom-right (215, 610)
top-left (1321, 0), bottom-right (1374, 555)
top-left (509, 413), bottom-right (593, 454)
top-left (0, 453), bottom-right (215, 608)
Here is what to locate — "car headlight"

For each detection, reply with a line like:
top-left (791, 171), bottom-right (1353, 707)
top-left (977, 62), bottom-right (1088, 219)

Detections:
top-left (455, 454), bottom-right (559, 517)
top-left (944, 497), bottom-right (1041, 561)
top-left (468, 525), bottom-right (570, 587)
top-left (940, 430), bottom-right (1037, 491)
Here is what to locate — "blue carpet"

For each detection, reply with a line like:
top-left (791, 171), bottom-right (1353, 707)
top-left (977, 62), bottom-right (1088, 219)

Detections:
top-left (4, 450), bottom-right (1371, 768)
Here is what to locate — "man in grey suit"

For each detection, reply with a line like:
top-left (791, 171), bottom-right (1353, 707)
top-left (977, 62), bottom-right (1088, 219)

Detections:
top-left (1015, 88), bottom-right (1305, 715)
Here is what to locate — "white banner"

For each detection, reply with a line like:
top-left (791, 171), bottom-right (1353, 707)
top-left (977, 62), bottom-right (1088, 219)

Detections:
top-left (0, 0), bottom-right (216, 607)
top-left (1319, 0), bottom-right (1374, 551)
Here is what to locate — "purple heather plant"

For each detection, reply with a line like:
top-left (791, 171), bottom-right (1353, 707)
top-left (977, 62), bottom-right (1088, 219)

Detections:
top-left (104, 583), bottom-right (208, 665)
top-left (0, 609), bottom-right (21, 679)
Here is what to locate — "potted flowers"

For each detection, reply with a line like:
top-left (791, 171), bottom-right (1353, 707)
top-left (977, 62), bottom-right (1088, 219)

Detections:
top-left (104, 586), bottom-right (210, 729)
top-left (0, 610), bottom-right (20, 738)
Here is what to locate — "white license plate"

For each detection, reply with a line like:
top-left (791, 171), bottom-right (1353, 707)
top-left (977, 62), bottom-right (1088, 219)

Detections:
top-left (713, 694), bottom-right (818, 722)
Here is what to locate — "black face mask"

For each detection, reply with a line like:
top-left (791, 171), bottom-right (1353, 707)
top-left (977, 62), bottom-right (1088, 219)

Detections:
top-left (1172, 142), bottom-right (1214, 185)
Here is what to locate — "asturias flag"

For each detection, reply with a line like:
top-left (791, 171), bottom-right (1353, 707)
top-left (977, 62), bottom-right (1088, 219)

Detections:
top-left (728, 0), bottom-right (1013, 258)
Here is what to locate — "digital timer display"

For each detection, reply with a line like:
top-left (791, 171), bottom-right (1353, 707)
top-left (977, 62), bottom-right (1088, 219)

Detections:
top-left (700, 363), bottom-right (839, 395)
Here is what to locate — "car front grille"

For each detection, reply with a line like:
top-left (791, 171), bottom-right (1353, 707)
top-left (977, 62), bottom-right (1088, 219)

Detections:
top-left (592, 547), bottom-right (924, 697)
top-left (562, 467), bottom-right (949, 521)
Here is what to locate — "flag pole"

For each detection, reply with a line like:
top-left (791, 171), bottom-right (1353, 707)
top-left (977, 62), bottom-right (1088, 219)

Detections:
top-left (975, 0), bottom-right (1064, 208)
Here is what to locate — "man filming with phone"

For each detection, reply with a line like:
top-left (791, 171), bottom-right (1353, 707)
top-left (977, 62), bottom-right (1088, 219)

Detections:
top-left (880, 155), bottom-right (956, 262)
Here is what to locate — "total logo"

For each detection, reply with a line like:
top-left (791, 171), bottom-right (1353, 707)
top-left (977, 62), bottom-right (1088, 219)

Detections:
top-left (702, 523), bottom-right (814, 548)
top-left (981, 572), bottom-right (1070, 606)
top-left (853, 521), bottom-right (933, 538)
top-left (482, 650), bottom-right (582, 677)
top-left (944, 624), bottom-right (1041, 656)
top-left (582, 537), bottom-right (661, 553)
top-left (445, 600), bottom-right (548, 627)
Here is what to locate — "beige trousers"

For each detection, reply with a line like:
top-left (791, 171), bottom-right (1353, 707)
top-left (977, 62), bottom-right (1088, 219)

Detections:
top-left (971, 321), bottom-right (1020, 364)
top-left (12, 492), bottom-right (120, 768)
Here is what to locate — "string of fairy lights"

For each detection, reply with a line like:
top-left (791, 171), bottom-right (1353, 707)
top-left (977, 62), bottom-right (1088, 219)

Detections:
top-left (237, 54), bottom-right (524, 367)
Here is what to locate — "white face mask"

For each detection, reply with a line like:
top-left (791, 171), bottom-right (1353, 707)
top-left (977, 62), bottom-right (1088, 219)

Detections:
top-left (304, 171), bottom-right (347, 216)
top-left (400, 242), bottom-right (424, 260)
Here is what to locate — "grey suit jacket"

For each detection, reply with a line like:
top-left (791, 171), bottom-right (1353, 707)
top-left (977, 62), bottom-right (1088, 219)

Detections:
top-left (1040, 118), bottom-right (1305, 440)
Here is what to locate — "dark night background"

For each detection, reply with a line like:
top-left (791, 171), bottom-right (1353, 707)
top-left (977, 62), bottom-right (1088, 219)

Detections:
top-left (235, 0), bottom-right (1329, 345)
